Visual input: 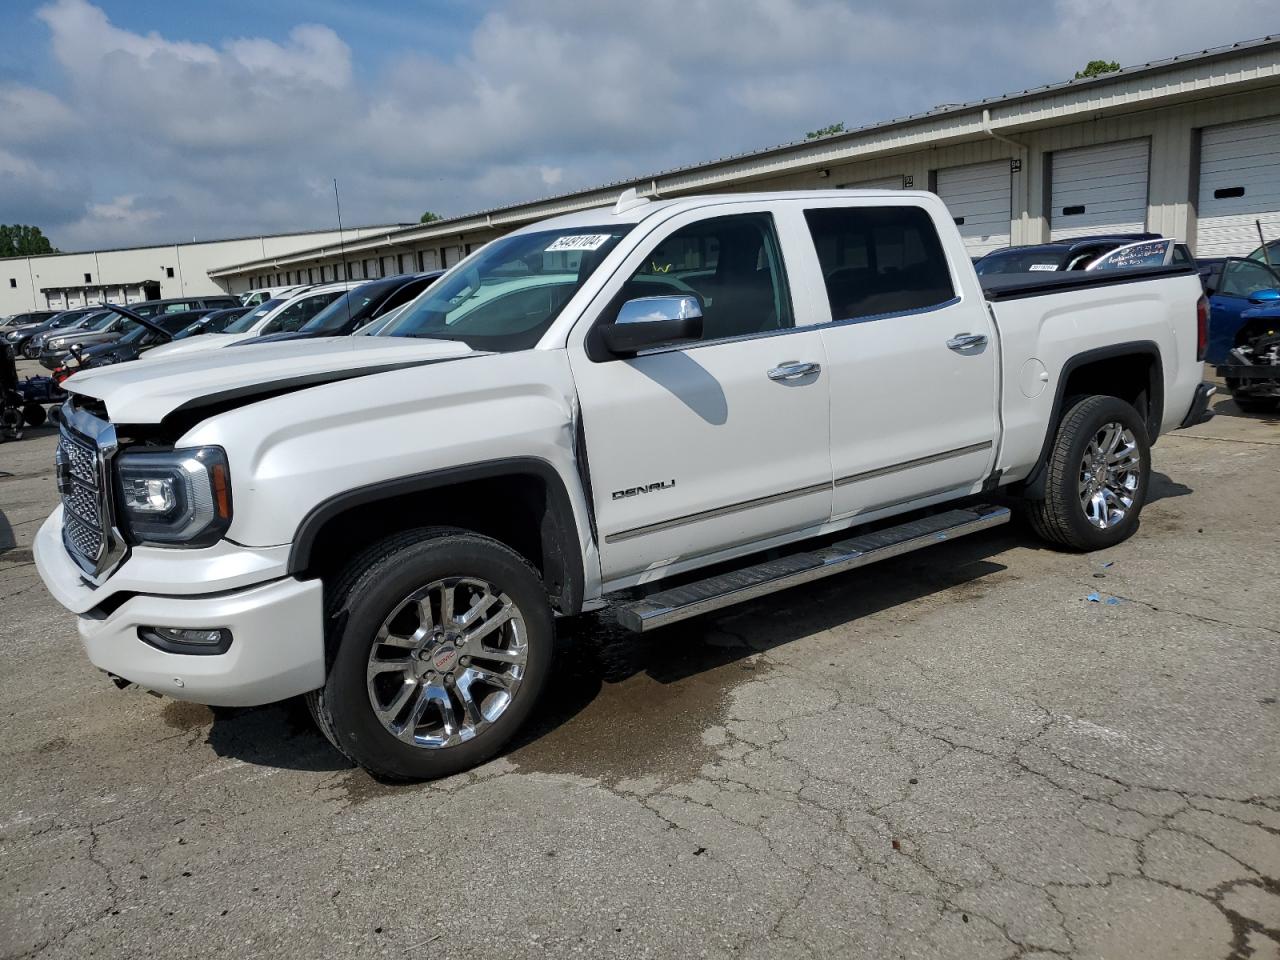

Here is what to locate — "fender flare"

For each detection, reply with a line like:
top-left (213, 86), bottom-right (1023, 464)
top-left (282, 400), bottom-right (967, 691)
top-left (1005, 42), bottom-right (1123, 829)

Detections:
top-left (1019, 341), bottom-right (1163, 498)
top-left (287, 456), bottom-right (586, 614)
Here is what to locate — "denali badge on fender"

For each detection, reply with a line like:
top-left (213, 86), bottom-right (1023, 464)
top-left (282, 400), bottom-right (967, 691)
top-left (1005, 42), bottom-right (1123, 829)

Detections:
top-left (612, 480), bottom-right (676, 500)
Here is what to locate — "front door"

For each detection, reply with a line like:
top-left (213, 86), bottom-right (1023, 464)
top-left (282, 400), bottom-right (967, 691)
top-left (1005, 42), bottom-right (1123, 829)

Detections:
top-left (569, 207), bottom-right (832, 589)
top-left (799, 202), bottom-right (999, 523)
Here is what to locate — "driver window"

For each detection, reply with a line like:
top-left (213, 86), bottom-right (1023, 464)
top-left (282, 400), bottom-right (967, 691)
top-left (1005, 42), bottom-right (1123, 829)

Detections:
top-left (1219, 260), bottom-right (1280, 298)
top-left (609, 213), bottom-right (793, 343)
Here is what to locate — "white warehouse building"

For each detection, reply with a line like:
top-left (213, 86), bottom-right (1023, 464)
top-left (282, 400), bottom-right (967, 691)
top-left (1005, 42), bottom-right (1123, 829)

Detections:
top-left (210, 35), bottom-right (1280, 291)
top-left (0, 224), bottom-right (404, 317)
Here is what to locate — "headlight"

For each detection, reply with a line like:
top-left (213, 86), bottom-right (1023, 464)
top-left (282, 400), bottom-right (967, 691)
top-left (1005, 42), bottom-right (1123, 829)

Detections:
top-left (116, 447), bottom-right (232, 546)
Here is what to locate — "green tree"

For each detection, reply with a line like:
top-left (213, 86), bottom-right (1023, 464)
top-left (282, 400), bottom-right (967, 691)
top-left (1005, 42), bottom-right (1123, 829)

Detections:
top-left (0, 224), bottom-right (58, 258)
top-left (805, 122), bottom-right (845, 140)
top-left (1075, 59), bottom-right (1120, 79)
top-left (420, 211), bottom-right (443, 224)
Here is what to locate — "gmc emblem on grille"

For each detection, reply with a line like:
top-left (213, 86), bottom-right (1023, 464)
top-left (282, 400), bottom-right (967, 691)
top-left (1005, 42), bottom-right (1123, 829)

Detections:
top-left (612, 479), bottom-right (676, 500)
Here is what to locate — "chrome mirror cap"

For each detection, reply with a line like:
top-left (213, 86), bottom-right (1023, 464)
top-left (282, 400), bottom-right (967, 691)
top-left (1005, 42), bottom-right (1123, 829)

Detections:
top-left (616, 294), bottom-right (703, 325)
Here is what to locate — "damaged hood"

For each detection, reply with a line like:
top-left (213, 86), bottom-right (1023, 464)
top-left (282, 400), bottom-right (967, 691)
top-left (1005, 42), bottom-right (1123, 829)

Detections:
top-left (65, 336), bottom-right (477, 424)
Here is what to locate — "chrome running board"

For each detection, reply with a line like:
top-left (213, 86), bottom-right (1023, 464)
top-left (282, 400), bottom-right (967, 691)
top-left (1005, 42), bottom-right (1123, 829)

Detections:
top-left (615, 504), bottom-right (1010, 633)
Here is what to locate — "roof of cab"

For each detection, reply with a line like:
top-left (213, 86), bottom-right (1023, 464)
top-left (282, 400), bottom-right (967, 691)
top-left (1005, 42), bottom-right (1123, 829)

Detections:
top-left (516, 189), bottom-right (936, 234)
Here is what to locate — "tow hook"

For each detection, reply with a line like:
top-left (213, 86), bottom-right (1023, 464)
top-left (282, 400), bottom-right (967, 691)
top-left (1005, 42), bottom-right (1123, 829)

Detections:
top-left (106, 672), bottom-right (134, 691)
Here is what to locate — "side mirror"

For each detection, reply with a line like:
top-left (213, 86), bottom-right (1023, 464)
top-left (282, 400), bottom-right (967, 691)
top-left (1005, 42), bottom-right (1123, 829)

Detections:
top-left (1248, 288), bottom-right (1280, 304)
top-left (601, 295), bottom-right (703, 356)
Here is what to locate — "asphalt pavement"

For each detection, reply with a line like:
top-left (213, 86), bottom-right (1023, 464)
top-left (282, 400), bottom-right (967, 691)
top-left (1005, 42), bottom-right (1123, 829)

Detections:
top-left (1, 363), bottom-right (1277, 960)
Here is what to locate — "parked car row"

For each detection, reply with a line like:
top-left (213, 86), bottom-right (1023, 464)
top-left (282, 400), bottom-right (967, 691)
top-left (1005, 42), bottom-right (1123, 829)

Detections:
top-left (8, 229), bottom-right (1277, 421)
top-left (42, 274), bottom-right (444, 385)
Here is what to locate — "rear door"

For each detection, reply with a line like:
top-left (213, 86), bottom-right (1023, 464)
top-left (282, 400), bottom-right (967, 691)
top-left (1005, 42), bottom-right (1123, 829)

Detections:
top-left (798, 199), bottom-right (998, 524)
top-left (568, 203), bottom-right (832, 588)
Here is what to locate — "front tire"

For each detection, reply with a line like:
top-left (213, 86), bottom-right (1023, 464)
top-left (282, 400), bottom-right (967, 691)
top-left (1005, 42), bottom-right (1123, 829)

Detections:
top-left (1026, 395), bottom-right (1150, 551)
top-left (308, 528), bottom-right (553, 781)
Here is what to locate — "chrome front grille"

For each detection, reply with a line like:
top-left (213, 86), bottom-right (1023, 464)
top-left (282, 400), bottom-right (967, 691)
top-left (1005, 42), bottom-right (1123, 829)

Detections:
top-left (55, 405), bottom-right (125, 580)
top-left (63, 511), bottom-right (102, 560)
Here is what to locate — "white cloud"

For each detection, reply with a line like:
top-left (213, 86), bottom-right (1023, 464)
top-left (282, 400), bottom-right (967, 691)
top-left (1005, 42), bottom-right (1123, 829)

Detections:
top-left (0, 0), bottom-right (1273, 249)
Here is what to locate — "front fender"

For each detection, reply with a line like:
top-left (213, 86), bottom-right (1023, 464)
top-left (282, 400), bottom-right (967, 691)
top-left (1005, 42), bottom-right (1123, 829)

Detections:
top-left (178, 349), bottom-right (601, 600)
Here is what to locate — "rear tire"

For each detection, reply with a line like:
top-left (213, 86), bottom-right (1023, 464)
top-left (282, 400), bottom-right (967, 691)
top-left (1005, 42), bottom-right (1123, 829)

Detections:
top-left (307, 527), bottom-right (553, 781)
top-left (1025, 395), bottom-right (1150, 551)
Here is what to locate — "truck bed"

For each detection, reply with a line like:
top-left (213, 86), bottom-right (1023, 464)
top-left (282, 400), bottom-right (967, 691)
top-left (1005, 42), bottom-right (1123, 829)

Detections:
top-left (980, 264), bottom-right (1199, 301)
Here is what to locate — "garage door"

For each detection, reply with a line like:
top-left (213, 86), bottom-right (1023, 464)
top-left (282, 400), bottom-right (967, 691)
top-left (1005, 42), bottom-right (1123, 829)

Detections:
top-left (838, 175), bottom-right (903, 190)
top-left (1197, 116), bottom-right (1280, 258)
top-left (1050, 139), bottom-right (1150, 240)
top-left (936, 160), bottom-right (1012, 256)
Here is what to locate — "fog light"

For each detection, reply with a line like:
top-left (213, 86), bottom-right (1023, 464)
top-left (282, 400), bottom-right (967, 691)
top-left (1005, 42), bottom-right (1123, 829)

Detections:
top-left (138, 626), bottom-right (232, 655)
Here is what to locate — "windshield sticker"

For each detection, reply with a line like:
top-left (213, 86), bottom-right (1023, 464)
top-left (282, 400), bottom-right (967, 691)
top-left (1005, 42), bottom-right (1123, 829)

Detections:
top-left (1028, 263), bottom-right (1059, 271)
top-left (545, 234), bottom-right (612, 252)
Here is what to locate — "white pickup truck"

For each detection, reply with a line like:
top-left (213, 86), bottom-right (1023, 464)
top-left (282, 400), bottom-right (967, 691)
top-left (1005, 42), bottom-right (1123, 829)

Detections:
top-left (34, 189), bottom-right (1215, 780)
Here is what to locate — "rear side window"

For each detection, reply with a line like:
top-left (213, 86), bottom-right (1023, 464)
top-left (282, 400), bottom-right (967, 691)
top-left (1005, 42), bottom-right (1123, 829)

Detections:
top-left (804, 206), bottom-right (955, 321)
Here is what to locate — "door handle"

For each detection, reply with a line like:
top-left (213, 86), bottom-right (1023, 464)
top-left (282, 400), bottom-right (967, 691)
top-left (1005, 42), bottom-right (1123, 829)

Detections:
top-left (768, 360), bottom-right (821, 381)
top-left (946, 333), bottom-right (988, 351)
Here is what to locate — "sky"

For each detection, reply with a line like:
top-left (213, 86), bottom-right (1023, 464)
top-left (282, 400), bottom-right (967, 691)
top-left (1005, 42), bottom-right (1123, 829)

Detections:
top-left (0, 0), bottom-right (1275, 251)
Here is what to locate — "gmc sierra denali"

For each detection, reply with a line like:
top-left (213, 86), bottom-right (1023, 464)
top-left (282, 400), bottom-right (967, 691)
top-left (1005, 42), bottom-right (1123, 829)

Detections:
top-left (34, 189), bottom-right (1216, 780)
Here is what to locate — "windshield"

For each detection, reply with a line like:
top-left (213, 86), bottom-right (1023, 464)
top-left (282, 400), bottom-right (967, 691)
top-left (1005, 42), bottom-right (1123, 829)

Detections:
top-left (223, 298), bottom-right (284, 334)
top-left (83, 312), bottom-right (115, 331)
top-left (1249, 239), bottom-right (1280, 266)
top-left (301, 282), bottom-right (396, 335)
top-left (974, 249), bottom-right (1068, 275)
top-left (377, 226), bottom-right (634, 351)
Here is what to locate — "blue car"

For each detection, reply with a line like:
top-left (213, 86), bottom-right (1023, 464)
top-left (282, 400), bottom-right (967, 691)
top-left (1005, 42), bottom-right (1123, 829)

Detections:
top-left (1202, 257), bottom-right (1280, 411)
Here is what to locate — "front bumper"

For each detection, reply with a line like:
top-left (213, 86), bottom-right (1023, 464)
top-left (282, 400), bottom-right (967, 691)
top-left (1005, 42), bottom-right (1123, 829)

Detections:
top-left (34, 509), bottom-right (326, 706)
top-left (1178, 382), bottom-right (1217, 429)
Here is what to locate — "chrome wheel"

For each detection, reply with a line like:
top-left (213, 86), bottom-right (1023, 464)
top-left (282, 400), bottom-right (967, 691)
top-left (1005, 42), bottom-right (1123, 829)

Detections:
top-left (1078, 421), bottom-right (1141, 529)
top-left (366, 577), bottom-right (527, 749)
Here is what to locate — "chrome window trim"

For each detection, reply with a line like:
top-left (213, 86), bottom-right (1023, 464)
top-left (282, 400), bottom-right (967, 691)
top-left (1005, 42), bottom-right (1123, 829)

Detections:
top-left (609, 295), bottom-right (966, 361)
top-left (605, 481), bottom-right (830, 544)
top-left (818, 295), bottom-right (963, 330)
top-left (835, 440), bottom-right (992, 487)
top-left (605, 440), bottom-right (994, 543)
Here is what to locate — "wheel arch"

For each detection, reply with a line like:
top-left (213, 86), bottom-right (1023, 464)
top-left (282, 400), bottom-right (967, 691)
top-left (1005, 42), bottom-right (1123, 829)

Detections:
top-left (1017, 341), bottom-right (1163, 499)
top-left (289, 457), bottom-right (585, 615)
